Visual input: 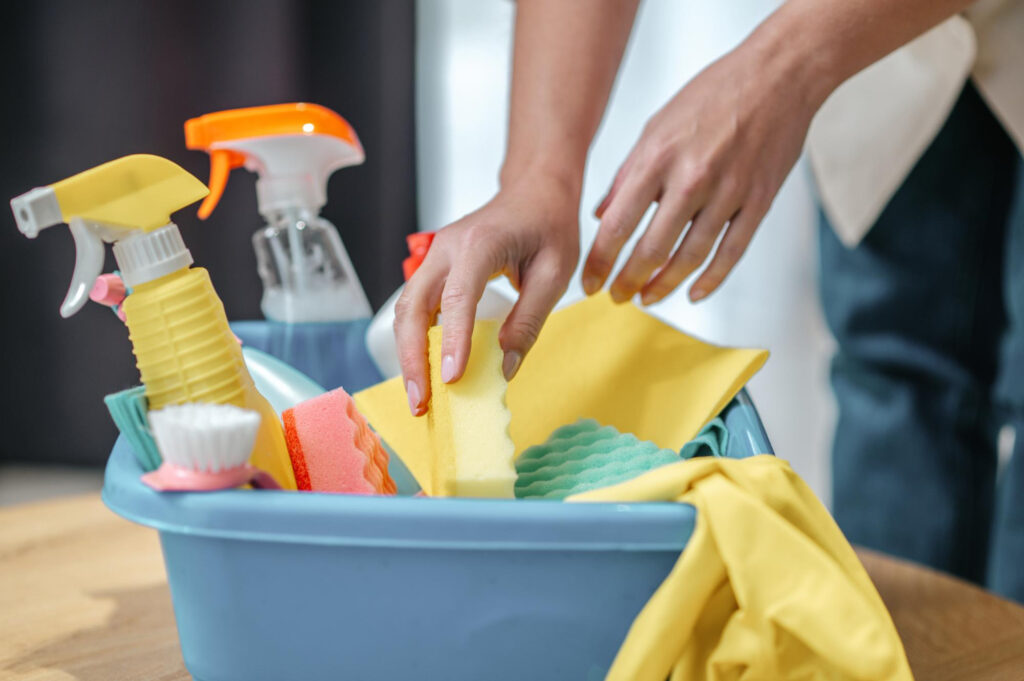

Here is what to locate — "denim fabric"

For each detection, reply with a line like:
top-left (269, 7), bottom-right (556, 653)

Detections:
top-left (819, 82), bottom-right (1024, 601)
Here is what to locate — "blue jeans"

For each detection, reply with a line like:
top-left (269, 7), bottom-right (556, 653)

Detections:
top-left (820, 82), bottom-right (1024, 602)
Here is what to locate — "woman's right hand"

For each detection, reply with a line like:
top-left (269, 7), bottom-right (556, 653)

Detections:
top-left (394, 170), bottom-right (581, 416)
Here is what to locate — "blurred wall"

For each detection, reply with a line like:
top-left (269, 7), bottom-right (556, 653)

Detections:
top-left (416, 0), bottom-right (835, 502)
top-left (0, 0), bottom-right (417, 467)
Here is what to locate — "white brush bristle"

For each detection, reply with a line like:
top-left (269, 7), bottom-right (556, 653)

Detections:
top-left (149, 403), bottom-right (261, 473)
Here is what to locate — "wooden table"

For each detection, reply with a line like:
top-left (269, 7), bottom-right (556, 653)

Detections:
top-left (2, 494), bottom-right (1023, 680)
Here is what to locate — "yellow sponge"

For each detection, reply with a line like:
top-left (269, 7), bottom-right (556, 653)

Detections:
top-left (426, 321), bottom-right (516, 498)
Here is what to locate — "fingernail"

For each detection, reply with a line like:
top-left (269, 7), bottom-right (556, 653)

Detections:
top-left (583, 275), bottom-right (601, 295)
top-left (610, 288), bottom-right (629, 304)
top-left (406, 380), bottom-right (422, 416)
top-left (689, 287), bottom-right (707, 302)
top-left (502, 350), bottom-right (522, 381)
top-left (441, 354), bottom-right (457, 383)
top-left (640, 290), bottom-right (658, 306)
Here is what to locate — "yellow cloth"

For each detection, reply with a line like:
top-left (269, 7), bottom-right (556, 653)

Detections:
top-left (354, 294), bottom-right (768, 492)
top-left (570, 456), bottom-right (913, 681)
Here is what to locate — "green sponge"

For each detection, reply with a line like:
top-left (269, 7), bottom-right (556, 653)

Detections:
top-left (515, 419), bottom-right (680, 500)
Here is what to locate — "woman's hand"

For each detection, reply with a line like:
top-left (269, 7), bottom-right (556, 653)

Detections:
top-left (583, 32), bottom-right (826, 306)
top-left (394, 171), bottom-right (581, 416)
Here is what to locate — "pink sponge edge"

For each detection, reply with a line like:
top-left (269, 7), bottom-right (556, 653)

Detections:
top-left (285, 387), bottom-right (396, 495)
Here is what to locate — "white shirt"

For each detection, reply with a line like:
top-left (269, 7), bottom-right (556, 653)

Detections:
top-left (807, 0), bottom-right (1024, 245)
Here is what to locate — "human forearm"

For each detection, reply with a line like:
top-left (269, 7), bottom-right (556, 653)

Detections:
top-left (394, 2), bottom-right (641, 411)
top-left (500, 0), bottom-right (641, 191)
top-left (750, 0), bottom-right (978, 110)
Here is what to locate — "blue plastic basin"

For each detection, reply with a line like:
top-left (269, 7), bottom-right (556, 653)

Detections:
top-left (102, 320), bottom-right (773, 681)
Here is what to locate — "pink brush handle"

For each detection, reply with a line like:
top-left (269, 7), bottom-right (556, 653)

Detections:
top-left (142, 463), bottom-right (280, 492)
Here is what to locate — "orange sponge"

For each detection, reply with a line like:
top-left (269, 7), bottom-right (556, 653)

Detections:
top-left (283, 387), bottom-right (397, 494)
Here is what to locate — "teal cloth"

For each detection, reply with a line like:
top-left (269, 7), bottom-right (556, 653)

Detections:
top-left (679, 417), bottom-right (729, 459)
top-left (105, 386), bottom-right (161, 472)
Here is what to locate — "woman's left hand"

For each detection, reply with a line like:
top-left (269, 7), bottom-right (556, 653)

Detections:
top-left (582, 33), bottom-right (825, 305)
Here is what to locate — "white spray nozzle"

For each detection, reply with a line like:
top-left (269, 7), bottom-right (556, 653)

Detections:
top-left (9, 186), bottom-right (123, 317)
top-left (11, 187), bottom-right (62, 238)
top-left (232, 135), bottom-right (363, 215)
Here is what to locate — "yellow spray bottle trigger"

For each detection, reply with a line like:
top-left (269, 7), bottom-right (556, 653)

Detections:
top-left (10, 155), bottom-right (209, 317)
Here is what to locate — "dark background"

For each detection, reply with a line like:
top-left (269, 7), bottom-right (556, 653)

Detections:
top-left (0, 1), bottom-right (417, 466)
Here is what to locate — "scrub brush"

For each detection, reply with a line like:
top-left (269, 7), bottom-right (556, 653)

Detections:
top-left (142, 403), bottom-right (280, 491)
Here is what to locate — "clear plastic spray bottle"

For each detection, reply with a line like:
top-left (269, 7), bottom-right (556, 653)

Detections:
top-left (186, 103), bottom-right (372, 323)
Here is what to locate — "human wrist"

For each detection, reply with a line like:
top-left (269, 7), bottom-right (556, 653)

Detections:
top-left (742, 3), bottom-right (846, 115)
top-left (499, 156), bottom-right (585, 203)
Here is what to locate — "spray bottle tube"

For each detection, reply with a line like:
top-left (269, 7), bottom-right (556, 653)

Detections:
top-left (11, 155), bottom-right (296, 489)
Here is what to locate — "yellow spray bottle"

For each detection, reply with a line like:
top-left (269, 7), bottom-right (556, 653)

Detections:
top-left (10, 154), bottom-right (296, 489)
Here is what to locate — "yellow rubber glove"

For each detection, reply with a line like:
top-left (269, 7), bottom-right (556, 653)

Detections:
top-left (570, 456), bottom-right (913, 681)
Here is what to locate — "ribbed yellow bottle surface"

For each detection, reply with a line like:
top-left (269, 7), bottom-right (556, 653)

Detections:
top-left (123, 267), bottom-right (296, 489)
top-left (426, 321), bottom-right (516, 498)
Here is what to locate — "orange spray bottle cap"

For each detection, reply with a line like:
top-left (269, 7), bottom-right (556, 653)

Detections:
top-left (184, 103), bottom-right (364, 219)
